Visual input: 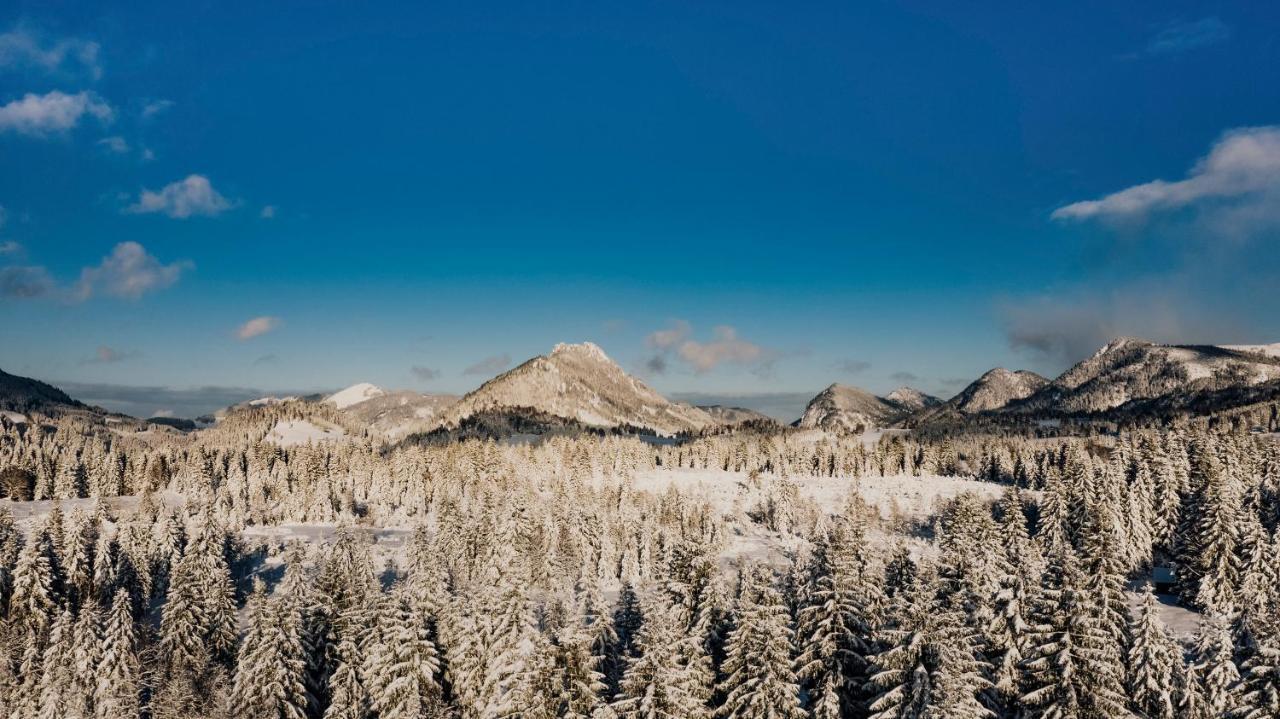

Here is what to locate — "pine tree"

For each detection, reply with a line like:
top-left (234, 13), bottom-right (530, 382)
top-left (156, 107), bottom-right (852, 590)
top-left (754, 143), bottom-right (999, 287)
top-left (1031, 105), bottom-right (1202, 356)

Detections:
top-left (1127, 585), bottom-right (1178, 719)
top-left (866, 571), bottom-right (992, 719)
top-left (362, 589), bottom-right (444, 719)
top-left (1231, 632), bottom-right (1280, 719)
top-left (1021, 546), bottom-right (1128, 719)
top-left (612, 599), bottom-right (710, 719)
top-left (231, 580), bottom-right (310, 719)
top-left (717, 564), bottom-right (805, 719)
top-left (96, 589), bottom-right (141, 719)
top-left (1194, 613), bottom-right (1242, 716)
top-left (322, 608), bottom-right (370, 719)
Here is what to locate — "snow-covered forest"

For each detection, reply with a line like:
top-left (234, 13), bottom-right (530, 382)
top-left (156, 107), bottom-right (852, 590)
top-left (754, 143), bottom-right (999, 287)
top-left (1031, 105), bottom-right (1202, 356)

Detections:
top-left (0, 408), bottom-right (1277, 718)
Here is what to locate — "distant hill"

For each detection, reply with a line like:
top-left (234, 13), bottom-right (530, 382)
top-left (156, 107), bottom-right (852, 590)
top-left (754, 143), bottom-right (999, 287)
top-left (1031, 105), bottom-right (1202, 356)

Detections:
top-left (0, 368), bottom-right (91, 415)
top-left (883, 386), bottom-right (942, 412)
top-left (335, 389), bottom-right (460, 439)
top-left (1010, 338), bottom-right (1280, 416)
top-left (793, 384), bottom-right (905, 434)
top-left (697, 405), bottom-right (781, 427)
top-left (434, 342), bottom-right (714, 436)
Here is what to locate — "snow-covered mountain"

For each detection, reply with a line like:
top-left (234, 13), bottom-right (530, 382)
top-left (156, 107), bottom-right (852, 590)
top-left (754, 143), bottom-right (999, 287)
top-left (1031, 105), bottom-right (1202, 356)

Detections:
top-left (1011, 338), bottom-right (1280, 415)
top-left (944, 368), bottom-right (1050, 414)
top-left (793, 384), bottom-right (904, 434)
top-left (883, 386), bottom-right (942, 412)
top-left (697, 405), bottom-right (780, 427)
top-left (325, 382), bottom-right (387, 409)
top-left (435, 342), bottom-right (715, 436)
top-left (337, 389), bottom-right (460, 438)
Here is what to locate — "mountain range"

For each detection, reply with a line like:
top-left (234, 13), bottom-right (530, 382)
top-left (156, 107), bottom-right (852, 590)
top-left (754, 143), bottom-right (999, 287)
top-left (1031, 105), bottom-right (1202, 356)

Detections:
top-left (4, 337), bottom-right (1280, 437)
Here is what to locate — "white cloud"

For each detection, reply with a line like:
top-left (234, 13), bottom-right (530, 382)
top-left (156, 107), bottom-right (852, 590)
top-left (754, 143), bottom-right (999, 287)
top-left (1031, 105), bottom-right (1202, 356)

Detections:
top-left (1052, 126), bottom-right (1280, 239)
top-left (644, 321), bottom-right (780, 376)
top-left (237, 316), bottom-right (280, 341)
top-left (0, 26), bottom-right (101, 79)
top-left (74, 241), bottom-right (192, 300)
top-left (677, 325), bottom-right (766, 374)
top-left (0, 241), bottom-right (20, 256)
top-left (0, 90), bottom-right (113, 136)
top-left (126, 174), bottom-right (234, 218)
top-left (645, 319), bottom-right (692, 350)
top-left (98, 135), bottom-right (129, 153)
top-left (260, 205), bottom-right (277, 219)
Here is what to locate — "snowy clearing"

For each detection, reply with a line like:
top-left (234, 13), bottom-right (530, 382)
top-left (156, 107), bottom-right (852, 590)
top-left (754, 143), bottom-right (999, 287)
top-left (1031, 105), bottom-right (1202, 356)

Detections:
top-left (266, 419), bottom-right (347, 446)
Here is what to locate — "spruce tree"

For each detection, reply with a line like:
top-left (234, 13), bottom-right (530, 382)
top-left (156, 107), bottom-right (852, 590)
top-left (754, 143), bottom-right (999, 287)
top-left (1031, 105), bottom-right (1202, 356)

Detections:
top-left (717, 564), bottom-right (805, 719)
top-left (1127, 585), bottom-right (1178, 719)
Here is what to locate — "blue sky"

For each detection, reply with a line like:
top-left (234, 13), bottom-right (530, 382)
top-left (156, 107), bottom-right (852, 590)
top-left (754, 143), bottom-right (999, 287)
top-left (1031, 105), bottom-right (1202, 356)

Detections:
top-left (2, 1), bottom-right (1279, 418)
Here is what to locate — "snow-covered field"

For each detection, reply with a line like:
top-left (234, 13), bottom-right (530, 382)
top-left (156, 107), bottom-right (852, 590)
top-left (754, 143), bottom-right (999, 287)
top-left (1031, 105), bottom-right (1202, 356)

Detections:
top-left (631, 467), bottom-right (1009, 521)
top-left (266, 419), bottom-right (346, 447)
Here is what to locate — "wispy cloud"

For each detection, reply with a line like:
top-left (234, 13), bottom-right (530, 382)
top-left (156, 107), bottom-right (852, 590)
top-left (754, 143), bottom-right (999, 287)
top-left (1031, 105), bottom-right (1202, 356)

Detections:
top-left (645, 319), bottom-right (692, 350)
top-left (463, 354), bottom-right (511, 376)
top-left (645, 321), bottom-right (780, 377)
top-left (1142, 17), bottom-right (1230, 56)
top-left (0, 90), bottom-right (112, 136)
top-left (678, 325), bottom-right (765, 374)
top-left (0, 265), bottom-right (56, 299)
top-left (236, 316), bottom-right (280, 341)
top-left (126, 174), bottom-right (234, 218)
top-left (252, 354), bottom-right (279, 366)
top-left (140, 99), bottom-right (173, 119)
top-left (260, 205), bottom-right (277, 219)
top-left (890, 371), bottom-right (919, 383)
top-left (97, 135), bottom-right (129, 154)
top-left (0, 25), bottom-right (101, 79)
top-left (1052, 126), bottom-right (1280, 241)
top-left (79, 345), bottom-right (138, 365)
top-left (835, 358), bottom-right (871, 375)
top-left (0, 240), bottom-right (22, 256)
top-left (410, 365), bottom-right (440, 381)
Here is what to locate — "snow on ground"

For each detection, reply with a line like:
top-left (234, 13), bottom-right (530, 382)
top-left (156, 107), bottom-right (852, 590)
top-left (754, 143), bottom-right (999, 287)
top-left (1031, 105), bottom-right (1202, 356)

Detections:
top-left (325, 382), bottom-right (385, 409)
top-left (1125, 586), bottom-right (1202, 641)
top-left (631, 468), bottom-right (1008, 522)
top-left (1, 411), bottom-right (27, 424)
top-left (1223, 342), bottom-right (1280, 359)
top-left (266, 419), bottom-right (346, 447)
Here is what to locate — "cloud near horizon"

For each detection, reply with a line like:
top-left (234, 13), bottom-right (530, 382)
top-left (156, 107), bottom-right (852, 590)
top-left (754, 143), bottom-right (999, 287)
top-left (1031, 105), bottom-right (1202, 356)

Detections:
top-left (0, 90), bottom-right (112, 136)
top-left (236, 316), bottom-right (280, 341)
top-left (644, 321), bottom-right (777, 377)
top-left (79, 345), bottom-right (137, 365)
top-left (411, 365), bottom-right (440, 381)
top-left (126, 174), bottom-right (234, 218)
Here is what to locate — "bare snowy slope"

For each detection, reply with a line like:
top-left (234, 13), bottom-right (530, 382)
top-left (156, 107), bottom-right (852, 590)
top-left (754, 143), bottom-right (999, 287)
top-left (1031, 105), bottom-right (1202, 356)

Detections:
top-left (435, 342), bottom-right (714, 435)
top-left (794, 384), bottom-right (904, 434)
top-left (1013, 338), bottom-right (1280, 414)
top-left (325, 382), bottom-right (386, 409)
